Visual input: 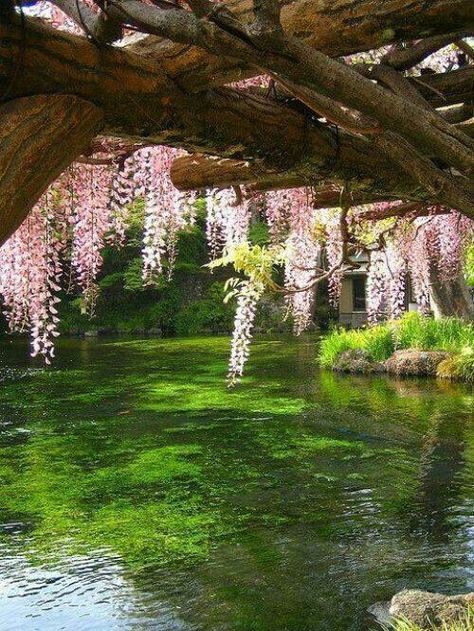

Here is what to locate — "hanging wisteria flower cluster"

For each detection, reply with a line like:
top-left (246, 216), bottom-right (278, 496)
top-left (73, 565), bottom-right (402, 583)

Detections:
top-left (0, 146), bottom-right (193, 361)
top-left (281, 189), bottom-right (322, 335)
top-left (136, 147), bottom-right (195, 284)
top-left (0, 188), bottom-right (70, 363)
top-left (205, 187), bottom-right (252, 260)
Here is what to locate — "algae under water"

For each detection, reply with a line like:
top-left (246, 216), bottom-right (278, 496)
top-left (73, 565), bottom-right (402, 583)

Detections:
top-left (0, 335), bottom-right (472, 630)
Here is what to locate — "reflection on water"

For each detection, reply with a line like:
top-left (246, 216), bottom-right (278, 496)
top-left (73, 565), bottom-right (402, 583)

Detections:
top-left (0, 335), bottom-right (472, 630)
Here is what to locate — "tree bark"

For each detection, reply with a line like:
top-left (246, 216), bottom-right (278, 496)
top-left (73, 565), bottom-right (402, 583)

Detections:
top-left (410, 66), bottom-right (474, 108)
top-left (1, 18), bottom-right (471, 154)
top-left (1, 18), bottom-right (474, 222)
top-left (0, 95), bottom-right (103, 245)
top-left (0, 20), bottom-right (434, 201)
top-left (429, 268), bottom-right (474, 320)
top-left (126, 0), bottom-right (474, 92)
top-left (104, 1), bottom-right (474, 200)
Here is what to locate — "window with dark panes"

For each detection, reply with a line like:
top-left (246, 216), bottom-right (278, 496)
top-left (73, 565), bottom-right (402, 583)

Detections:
top-left (352, 276), bottom-right (366, 312)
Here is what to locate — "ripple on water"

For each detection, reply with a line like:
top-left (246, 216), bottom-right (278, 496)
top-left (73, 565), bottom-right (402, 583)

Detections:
top-left (0, 336), bottom-right (472, 631)
top-left (0, 544), bottom-right (197, 631)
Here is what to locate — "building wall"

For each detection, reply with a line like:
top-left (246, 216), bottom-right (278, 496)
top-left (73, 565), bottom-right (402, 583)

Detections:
top-left (339, 277), bottom-right (353, 314)
top-left (338, 273), bottom-right (419, 328)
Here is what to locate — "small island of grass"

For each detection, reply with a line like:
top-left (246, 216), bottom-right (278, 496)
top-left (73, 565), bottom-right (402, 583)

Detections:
top-left (320, 313), bottom-right (474, 382)
top-left (389, 613), bottom-right (474, 631)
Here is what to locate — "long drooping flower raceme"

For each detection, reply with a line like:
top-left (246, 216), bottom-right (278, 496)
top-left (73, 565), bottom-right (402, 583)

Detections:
top-left (137, 147), bottom-right (192, 283)
top-left (108, 156), bottom-right (137, 246)
top-left (209, 241), bottom-right (285, 384)
top-left (283, 190), bottom-right (322, 334)
top-left (366, 250), bottom-right (389, 324)
top-left (324, 209), bottom-right (346, 307)
top-left (69, 164), bottom-right (114, 314)
top-left (0, 191), bottom-right (67, 363)
top-left (227, 280), bottom-right (264, 386)
top-left (385, 244), bottom-right (407, 319)
top-left (205, 188), bottom-right (251, 261)
top-left (265, 189), bottom-right (292, 244)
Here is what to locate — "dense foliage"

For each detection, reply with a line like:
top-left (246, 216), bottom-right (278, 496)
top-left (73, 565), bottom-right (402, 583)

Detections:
top-left (55, 206), bottom-right (292, 337)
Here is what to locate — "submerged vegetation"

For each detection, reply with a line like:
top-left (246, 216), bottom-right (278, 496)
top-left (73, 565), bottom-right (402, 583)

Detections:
top-left (320, 313), bottom-right (474, 382)
top-left (0, 335), bottom-right (473, 629)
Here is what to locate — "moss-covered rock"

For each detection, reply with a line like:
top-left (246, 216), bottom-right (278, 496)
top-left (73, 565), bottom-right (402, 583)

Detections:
top-left (385, 349), bottom-right (451, 376)
top-left (333, 349), bottom-right (385, 374)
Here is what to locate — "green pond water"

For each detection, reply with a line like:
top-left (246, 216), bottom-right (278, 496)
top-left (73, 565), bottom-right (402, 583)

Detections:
top-left (0, 335), bottom-right (473, 631)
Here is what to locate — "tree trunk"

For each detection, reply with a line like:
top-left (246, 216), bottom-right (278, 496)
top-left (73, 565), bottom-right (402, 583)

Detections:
top-left (0, 95), bottom-right (103, 245)
top-left (429, 267), bottom-right (474, 320)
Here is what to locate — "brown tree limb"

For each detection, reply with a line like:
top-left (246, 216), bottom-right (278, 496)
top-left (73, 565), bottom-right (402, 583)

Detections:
top-left (248, 0), bottom-right (285, 49)
top-left (355, 201), bottom-right (448, 222)
top-left (458, 116), bottom-right (474, 138)
top-left (283, 39), bottom-right (474, 176)
top-left (2, 17), bottom-right (474, 221)
top-left (49, 0), bottom-right (122, 43)
top-left (439, 103), bottom-right (474, 124)
top-left (0, 94), bottom-right (103, 245)
top-left (456, 39), bottom-right (474, 61)
top-left (412, 66), bottom-right (474, 106)
top-left (124, 0), bottom-right (474, 92)
top-left (382, 31), bottom-right (470, 70)
top-left (0, 18), bottom-right (410, 190)
top-left (373, 131), bottom-right (474, 217)
top-left (357, 64), bottom-right (434, 111)
top-left (101, 1), bottom-right (474, 181)
top-left (271, 75), bottom-right (381, 135)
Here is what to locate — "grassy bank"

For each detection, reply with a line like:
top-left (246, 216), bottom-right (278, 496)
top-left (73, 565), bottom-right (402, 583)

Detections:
top-left (320, 313), bottom-right (474, 382)
top-left (387, 609), bottom-right (474, 630)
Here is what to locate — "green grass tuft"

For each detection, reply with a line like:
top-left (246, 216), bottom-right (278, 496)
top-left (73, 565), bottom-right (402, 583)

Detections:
top-left (320, 313), bottom-right (474, 377)
top-left (384, 608), bottom-right (474, 631)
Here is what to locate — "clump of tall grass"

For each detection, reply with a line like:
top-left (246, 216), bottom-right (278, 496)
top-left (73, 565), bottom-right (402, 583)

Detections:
top-left (319, 324), bottom-right (393, 367)
top-left (320, 312), bottom-right (474, 369)
top-left (437, 347), bottom-right (474, 382)
top-left (392, 312), bottom-right (474, 352)
top-left (383, 608), bottom-right (474, 631)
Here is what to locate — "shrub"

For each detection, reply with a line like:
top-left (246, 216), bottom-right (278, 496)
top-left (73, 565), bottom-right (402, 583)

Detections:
top-left (360, 324), bottom-right (395, 361)
top-left (320, 328), bottom-right (360, 367)
top-left (320, 323), bottom-right (393, 367)
top-left (393, 312), bottom-right (474, 352)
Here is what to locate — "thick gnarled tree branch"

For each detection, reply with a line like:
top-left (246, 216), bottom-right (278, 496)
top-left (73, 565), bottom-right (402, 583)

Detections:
top-left (101, 1), bottom-right (474, 183)
top-left (1, 4), bottom-right (474, 243)
top-left (125, 0), bottom-right (474, 92)
top-left (0, 15), bottom-right (459, 201)
top-left (0, 95), bottom-right (103, 245)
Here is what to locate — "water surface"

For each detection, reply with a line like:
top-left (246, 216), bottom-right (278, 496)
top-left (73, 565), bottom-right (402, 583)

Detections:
top-left (0, 336), bottom-right (473, 630)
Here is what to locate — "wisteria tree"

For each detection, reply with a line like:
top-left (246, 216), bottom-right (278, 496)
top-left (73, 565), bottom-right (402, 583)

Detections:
top-left (0, 0), bottom-right (473, 380)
